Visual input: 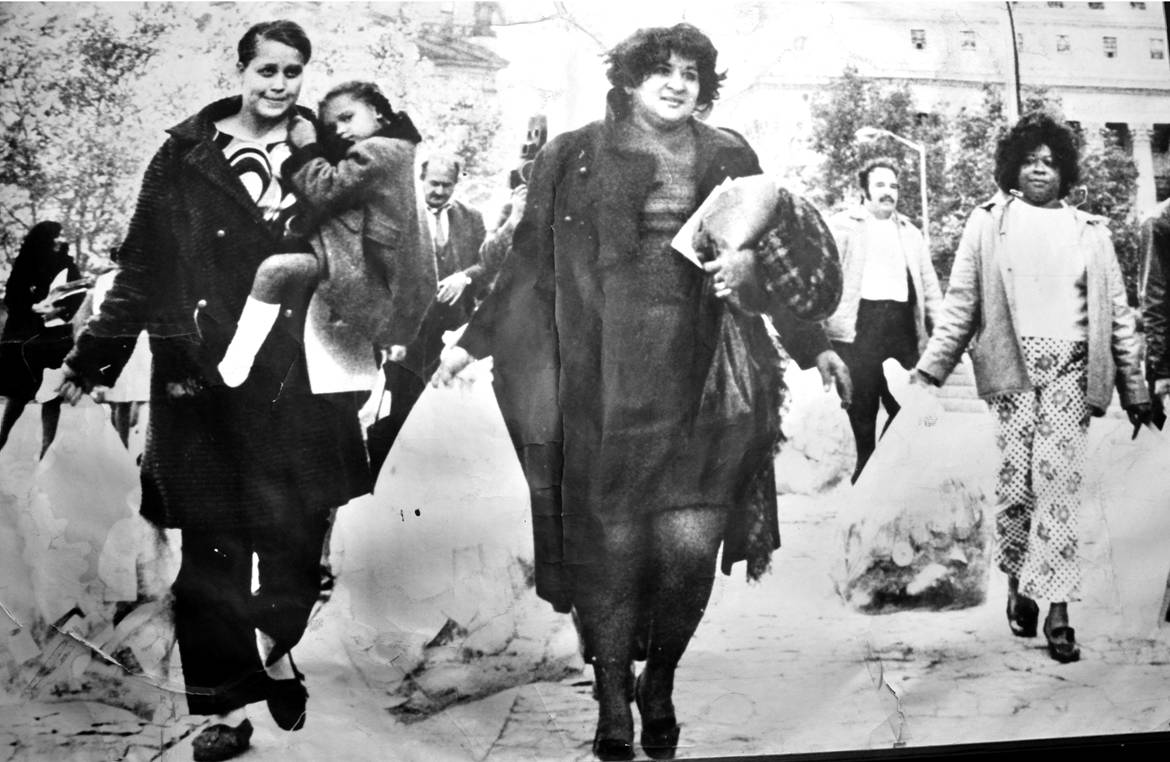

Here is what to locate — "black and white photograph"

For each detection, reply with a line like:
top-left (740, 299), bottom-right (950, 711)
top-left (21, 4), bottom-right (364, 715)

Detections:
top-left (1, 1), bottom-right (1169, 760)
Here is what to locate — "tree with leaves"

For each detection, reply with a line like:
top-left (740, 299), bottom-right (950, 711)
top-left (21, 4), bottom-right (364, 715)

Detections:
top-left (1, 2), bottom-right (507, 281)
top-left (807, 71), bottom-right (1141, 299)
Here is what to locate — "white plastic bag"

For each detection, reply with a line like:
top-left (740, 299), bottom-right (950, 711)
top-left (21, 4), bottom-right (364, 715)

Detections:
top-left (834, 361), bottom-right (998, 612)
top-left (1083, 417), bottom-right (1170, 636)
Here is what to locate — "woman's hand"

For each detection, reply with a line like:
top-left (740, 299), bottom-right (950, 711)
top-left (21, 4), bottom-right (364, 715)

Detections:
top-left (702, 247), bottom-right (754, 300)
top-left (288, 114), bottom-right (318, 148)
top-left (815, 349), bottom-right (853, 408)
top-left (1127, 401), bottom-right (1153, 439)
top-left (431, 346), bottom-right (474, 387)
top-left (56, 367), bottom-right (90, 406)
top-left (386, 345), bottom-right (407, 363)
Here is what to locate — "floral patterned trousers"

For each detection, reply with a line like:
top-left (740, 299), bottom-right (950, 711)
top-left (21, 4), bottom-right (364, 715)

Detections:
top-left (987, 337), bottom-right (1091, 603)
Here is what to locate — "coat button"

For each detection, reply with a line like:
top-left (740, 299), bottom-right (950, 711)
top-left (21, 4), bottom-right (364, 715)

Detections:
top-left (283, 308), bottom-right (294, 318)
top-left (196, 299), bottom-right (207, 308)
top-left (215, 229), bottom-right (226, 238)
top-left (563, 215), bottom-right (572, 222)
top-left (578, 166), bottom-right (588, 175)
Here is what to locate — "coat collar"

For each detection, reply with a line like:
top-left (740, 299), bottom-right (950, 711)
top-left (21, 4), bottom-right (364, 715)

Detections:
top-left (980, 190), bottom-right (1107, 229)
top-left (166, 95), bottom-right (316, 143)
top-left (167, 96), bottom-right (316, 227)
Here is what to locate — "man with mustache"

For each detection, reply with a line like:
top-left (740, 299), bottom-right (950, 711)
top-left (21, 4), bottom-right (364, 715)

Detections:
top-left (365, 152), bottom-right (488, 476)
top-left (824, 157), bottom-right (943, 483)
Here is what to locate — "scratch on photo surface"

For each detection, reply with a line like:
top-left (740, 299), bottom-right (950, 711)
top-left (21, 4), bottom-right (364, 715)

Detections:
top-left (865, 644), bottom-right (909, 748)
top-left (1, 598), bottom-right (23, 631)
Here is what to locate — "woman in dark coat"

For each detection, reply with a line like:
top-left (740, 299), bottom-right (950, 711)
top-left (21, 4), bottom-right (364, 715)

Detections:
top-left (0, 221), bottom-right (83, 457)
top-left (437, 24), bottom-right (842, 760)
top-left (60, 20), bottom-right (370, 761)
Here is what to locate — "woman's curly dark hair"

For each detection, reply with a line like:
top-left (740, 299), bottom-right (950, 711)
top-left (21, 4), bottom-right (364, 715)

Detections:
top-left (604, 23), bottom-right (725, 110)
top-left (994, 111), bottom-right (1080, 198)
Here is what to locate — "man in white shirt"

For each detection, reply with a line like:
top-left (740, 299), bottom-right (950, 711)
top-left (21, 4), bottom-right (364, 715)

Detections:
top-left (824, 158), bottom-right (943, 482)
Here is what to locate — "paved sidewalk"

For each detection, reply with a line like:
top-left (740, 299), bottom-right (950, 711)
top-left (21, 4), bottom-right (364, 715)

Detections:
top-left (4, 392), bottom-right (1170, 761)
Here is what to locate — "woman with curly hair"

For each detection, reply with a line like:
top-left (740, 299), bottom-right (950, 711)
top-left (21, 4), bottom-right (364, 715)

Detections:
top-left (61, 20), bottom-right (372, 761)
top-left (436, 23), bottom-right (842, 760)
top-left (914, 111), bottom-right (1150, 663)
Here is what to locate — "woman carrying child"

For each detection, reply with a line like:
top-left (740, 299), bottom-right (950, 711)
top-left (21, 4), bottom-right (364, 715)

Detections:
top-left (60, 20), bottom-right (391, 761)
top-left (218, 79), bottom-right (433, 391)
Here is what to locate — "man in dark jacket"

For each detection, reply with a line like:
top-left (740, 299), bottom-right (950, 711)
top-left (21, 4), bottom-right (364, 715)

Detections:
top-left (1141, 197), bottom-right (1170, 427)
top-left (366, 152), bottom-right (489, 476)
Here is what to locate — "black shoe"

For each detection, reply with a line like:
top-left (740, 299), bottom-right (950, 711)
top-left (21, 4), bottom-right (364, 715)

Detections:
top-left (266, 656), bottom-right (308, 731)
top-left (192, 719), bottom-right (252, 762)
top-left (592, 733), bottom-right (635, 761)
top-left (1043, 620), bottom-right (1081, 664)
top-left (1007, 591), bottom-right (1039, 638)
top-left (635, 672), bottom-right (680, 760)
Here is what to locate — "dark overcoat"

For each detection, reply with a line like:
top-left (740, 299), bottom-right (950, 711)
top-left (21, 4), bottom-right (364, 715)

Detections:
top-left (66, 96), bottom-right (371, 530)
top-left (460, 103), bottom-right (834, 610)
top-left (0, 248), bottom-right (83, 399)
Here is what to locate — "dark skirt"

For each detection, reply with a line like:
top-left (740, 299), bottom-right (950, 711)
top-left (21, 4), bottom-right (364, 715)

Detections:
top-left (0, 327), bottom-right (73, 399)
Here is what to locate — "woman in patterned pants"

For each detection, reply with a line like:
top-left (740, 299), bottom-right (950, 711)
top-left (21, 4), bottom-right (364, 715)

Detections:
top-left (913, 112), bottom-right (1150, 663)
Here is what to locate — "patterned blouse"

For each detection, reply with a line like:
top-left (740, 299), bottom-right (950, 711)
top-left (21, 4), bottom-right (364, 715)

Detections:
top-left (214, 130), bottom-right (298, 239)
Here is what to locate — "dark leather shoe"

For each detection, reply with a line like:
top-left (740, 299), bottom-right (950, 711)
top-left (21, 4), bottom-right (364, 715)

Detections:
top-left (266, 656), bottom-right (308, 731)
top-left (1043, 620), bottom-right (1081, 663)
top-left (592, 733), bottom-right (635, 761)
top-left (1007, 591), bottom-right (1039, 638)
top-left (192, 719), bottom-right (252, 762)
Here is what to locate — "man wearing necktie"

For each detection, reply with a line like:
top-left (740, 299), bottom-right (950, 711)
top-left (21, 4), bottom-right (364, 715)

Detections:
top-left (366, 152), bottom-right (487, 476)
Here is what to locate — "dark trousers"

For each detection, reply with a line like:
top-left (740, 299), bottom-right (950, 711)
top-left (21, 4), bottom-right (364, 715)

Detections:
top-left (172, 510), bottom-right (330, 715)
top-left (365, 361), bottom-right (428, 478)
top-left (835, 298), bottom-right (919, 484)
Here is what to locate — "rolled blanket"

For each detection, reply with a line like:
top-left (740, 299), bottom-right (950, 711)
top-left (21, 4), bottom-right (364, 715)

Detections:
top-left (692, 176), bottom-right (842, 323)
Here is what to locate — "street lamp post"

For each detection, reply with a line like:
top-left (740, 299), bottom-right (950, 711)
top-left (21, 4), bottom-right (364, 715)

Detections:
top-left (854, 126), bottom-right (930, 256)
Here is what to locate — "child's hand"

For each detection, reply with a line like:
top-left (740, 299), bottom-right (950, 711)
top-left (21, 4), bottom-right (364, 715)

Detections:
top-left (288, 114), bottom-right (318, 148)
top-left (387, 345), bottom-right (407, 363)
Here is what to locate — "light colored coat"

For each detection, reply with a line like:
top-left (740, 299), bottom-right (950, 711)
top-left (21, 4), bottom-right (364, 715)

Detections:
top-left (917, 193), bottom-right (1148, 415)
top-left (823, 207), bottom-right (942, 354)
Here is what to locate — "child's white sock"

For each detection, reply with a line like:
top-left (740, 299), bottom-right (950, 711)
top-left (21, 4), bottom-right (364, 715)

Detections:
top-left (218, 297), bottom-right (281, 387)
top-left (257, 630), bottom-right (295, 680)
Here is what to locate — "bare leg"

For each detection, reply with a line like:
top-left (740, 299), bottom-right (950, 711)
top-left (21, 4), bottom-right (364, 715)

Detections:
top-left (218, 253), bottom-right (319, 387)
top-left (109, 402), bottom-right (133, 448)
top-left (38, 397), bottom-right (62, 459)
top-left (0, 396), bottom-right (30, 452)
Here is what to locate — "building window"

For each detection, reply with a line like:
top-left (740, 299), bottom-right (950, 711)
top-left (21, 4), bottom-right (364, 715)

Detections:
top-left (961, 30), bottom-right (976, 50)
top-left (1104, 36), bottom-right (1117, 58)
top-left (1016, 33), bottom-right (1024, 51)
top-left (1057, 34), bottom-right (1070, 52)
top-left (1088, 2), bottom-right (1104, 8)
top-left (1046, 1), bottom-right (1064, 6)
top-left (1130, 2), bottom-right (1147, 9)
top-left (1152, 38), bottom-right (1166, 59)
top-left (911, 29), bottom-right (926, 50)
